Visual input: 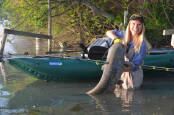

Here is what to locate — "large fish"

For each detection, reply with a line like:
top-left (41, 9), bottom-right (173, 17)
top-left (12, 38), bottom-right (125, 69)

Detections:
top-left (86, 42), bottom-right (125, 95)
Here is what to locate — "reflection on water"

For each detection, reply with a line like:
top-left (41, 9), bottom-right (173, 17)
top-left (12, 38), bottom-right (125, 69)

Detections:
top-left (7, 80), bottom-right (91, 109)
top-left (1, 60), bottom-right (174, 114)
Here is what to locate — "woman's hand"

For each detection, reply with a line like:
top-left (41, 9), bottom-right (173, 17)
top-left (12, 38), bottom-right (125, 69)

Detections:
top-left (124, 66), bottom-right (131, 72)
top-left (101, 65), bottom-right (105, 71)
top-left (123, 61), bottom-right (134, 72)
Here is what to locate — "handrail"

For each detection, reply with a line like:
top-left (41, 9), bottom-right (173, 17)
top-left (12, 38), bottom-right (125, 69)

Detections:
top-left (4, 28), bottom-right (52, 39)
top-left (0, 28), bottom-right (52, 57)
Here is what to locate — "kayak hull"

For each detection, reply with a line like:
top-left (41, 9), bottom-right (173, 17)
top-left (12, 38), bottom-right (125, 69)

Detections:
top-left (8, 57), bottom-right (104, 81)
top-left (8, 53), bottom-right (174, 81)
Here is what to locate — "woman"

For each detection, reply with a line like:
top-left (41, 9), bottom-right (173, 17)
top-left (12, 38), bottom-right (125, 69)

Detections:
top-left (106, 14), bottom-right (151, 90)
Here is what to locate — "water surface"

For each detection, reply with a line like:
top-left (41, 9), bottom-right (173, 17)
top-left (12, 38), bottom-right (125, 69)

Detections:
top-left (1, 60), bottom-right (174, 115)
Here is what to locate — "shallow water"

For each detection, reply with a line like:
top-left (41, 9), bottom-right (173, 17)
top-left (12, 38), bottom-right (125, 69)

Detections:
top-left (1, 60), bottom-right (174, 115)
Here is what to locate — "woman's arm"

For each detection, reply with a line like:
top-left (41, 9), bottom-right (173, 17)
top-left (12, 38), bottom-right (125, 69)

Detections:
top-left (106, 29), bottom-right (125, 40)
top-left (106, 30), bottom-right (119, 40)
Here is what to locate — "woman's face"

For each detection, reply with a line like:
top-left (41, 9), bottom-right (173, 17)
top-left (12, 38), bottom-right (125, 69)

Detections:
top-left (129, 20), bottom-right (143, 36)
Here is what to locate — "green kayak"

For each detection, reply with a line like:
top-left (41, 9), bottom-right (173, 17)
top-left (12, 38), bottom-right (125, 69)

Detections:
top-left (7, 52), bottom-right (174, 82)
top-left (8, 56), bottom-right (104, 81)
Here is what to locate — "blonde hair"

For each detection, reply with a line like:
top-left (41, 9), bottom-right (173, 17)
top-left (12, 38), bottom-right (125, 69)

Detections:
top-left (124, 22), bottom-right (151, 53)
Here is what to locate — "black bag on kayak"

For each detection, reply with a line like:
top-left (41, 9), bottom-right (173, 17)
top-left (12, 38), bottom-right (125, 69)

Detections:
top-left (87, 37), bottom-right (113, 60)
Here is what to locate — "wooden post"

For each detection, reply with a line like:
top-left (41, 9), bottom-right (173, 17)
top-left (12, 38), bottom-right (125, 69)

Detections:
top-left (48, 0), bottom-right (52, 52)
top-left (0, 30), bottom-right (7, 57)
top-left (124, 10), bottom-right (128, 27)
top-left (170, 34), bottom-right (174, 48)
top-left (36, 37), bottom-right (41, 55)
top-left (0, 62), bottom-right (7, 84)
top-left (163, 29), bottom-right (174, 48)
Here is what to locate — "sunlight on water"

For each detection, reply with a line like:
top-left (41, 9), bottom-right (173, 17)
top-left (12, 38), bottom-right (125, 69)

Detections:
top-left (0, 61), bottom-right (37, 114)
top-left (1, 109), bottom-right (25, 115)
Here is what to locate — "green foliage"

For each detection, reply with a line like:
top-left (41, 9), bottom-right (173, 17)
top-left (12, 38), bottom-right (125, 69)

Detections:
top-left (144, 1), bottom-right (150, 9)
top-left (0, 0), bottom-right (174, 47)
top-left (145, 1), bottom-right (171, 30)
top-left (7, 39), bottom-right (12, 43)
top-left (1, 0), bottom-right (48, 32)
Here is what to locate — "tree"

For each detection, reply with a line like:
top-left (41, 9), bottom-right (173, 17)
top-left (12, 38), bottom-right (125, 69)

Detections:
top-left (1, 0), bottom-right (174, 47)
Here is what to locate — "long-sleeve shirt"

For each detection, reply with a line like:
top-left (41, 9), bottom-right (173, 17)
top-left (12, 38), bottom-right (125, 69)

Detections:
top-left (127, 41), bottom-right (147, 71)
top-left (113, 29), bottom-right (124, 38)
